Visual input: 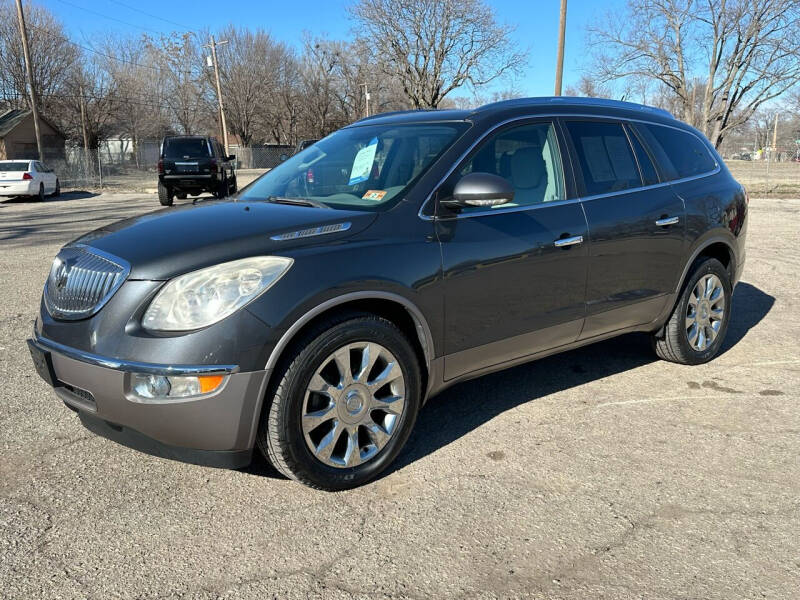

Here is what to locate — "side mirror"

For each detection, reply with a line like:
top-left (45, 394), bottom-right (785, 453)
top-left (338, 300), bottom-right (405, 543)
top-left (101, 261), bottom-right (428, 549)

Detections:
top-left (442, 172), bottom-right (514, 209)
top-left (279, 153), bottom-right (289, 162)
top-left (227, 154), bottom-right (236, 161)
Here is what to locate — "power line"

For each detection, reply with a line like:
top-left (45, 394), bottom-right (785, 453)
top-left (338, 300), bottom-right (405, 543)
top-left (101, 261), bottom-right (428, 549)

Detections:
top-left (105, 0), bottom-right (194, 31)
top-left (52, 0), bottom-right (163, 35)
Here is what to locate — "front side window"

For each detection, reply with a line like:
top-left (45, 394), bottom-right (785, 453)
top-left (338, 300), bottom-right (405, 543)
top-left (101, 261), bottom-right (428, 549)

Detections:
top-left (636, 123), bottom-right (717, 180)
top-left (454, 121), bottom-right (566, 211)
top-left (565, 120), bottom-right (642, 196)
top-left (239, 122), bottom-right (468, 211)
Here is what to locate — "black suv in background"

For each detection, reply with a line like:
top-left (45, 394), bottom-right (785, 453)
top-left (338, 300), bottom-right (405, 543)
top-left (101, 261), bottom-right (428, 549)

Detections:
top-left (157, 135), bottom-right (237, 205)
top-left (29, 97), bottom-right (747, 490)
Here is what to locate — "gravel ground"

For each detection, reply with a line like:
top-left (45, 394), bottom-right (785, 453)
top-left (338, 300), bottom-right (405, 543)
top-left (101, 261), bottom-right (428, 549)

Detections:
top-left (0, 192), bottom-right (798, 599)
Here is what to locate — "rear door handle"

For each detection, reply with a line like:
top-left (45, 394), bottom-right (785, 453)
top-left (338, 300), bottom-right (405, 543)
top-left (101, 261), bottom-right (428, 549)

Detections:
top-left (554, 235), bottom-right (584, 248)
top-left (655, 216), bottom-right (680, 227)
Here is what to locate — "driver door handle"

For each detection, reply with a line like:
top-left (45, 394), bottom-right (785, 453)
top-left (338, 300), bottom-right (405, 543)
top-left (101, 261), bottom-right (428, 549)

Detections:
top-left (655, 216), bottom-right (680, 227)
top-left (554, 235), bottom-right (584, 248)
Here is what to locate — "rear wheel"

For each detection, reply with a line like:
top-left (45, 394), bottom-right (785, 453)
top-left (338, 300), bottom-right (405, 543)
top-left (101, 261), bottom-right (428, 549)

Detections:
top-left (36, 183), bottom-right (44, 202)
top-left (651, 257), bottom-right (732, 365)
top-left (257, 313), bottom-right (422, 491)
top-left (158, 181), bottom-right (173, 206)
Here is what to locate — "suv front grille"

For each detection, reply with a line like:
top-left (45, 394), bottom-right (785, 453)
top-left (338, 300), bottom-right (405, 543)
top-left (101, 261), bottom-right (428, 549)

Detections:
top-left (44, 246), bottom-right (130, 320)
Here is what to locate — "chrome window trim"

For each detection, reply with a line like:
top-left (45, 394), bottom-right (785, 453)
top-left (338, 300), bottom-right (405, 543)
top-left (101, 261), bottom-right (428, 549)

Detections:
top-left (31, 333), bottom-right (239, 376)
top-left (418, 112), bottom-right (720, 221)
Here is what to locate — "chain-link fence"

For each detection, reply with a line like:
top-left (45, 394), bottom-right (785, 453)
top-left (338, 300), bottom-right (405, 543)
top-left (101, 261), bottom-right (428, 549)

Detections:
top-left (43, 141), bottom-right (278, 192)
top-left (726, 157), bottom-right (800, 197)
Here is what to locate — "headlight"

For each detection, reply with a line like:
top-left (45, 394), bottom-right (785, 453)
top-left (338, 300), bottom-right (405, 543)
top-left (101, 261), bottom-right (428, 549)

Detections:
top-left (142, 256), bottom-right (293, 331)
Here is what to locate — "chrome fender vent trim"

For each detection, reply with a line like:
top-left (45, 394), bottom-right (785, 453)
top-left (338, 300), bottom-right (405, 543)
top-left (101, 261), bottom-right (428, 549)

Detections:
top-left (270, 222), bottom-right (351, 241)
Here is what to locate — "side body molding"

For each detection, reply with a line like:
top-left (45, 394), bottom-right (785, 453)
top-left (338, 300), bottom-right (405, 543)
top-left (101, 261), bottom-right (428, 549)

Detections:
top-left (263, 291), bottom-right (435, 374)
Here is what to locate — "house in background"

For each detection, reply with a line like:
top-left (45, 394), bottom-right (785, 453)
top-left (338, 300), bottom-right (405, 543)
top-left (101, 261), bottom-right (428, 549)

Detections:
top-left (0, 109), bottom-right (66, 160)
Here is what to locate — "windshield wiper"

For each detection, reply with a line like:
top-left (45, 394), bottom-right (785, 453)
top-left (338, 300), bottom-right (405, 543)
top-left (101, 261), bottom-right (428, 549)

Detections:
top-left (266, 196), bottom-right (329, 209)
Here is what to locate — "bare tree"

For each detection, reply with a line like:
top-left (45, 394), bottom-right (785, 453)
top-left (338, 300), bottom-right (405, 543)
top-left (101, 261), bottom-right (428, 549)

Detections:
top-left (349, 0), bottom-right (526, 108)
top-left (0, 0), bottom-right (78, 111)
top-left (145, 32), bottom-right (210, 135)
top-left (588, 0), bottom-right (800, 147)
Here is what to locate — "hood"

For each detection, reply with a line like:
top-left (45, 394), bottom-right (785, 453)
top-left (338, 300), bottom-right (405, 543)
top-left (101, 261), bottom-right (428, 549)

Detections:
top-left (72, 200), bottom-right (377, 280)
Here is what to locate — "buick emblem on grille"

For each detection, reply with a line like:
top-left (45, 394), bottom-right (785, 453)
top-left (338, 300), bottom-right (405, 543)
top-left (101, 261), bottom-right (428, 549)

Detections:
top-left (53, 259), bottom-right (70, 289)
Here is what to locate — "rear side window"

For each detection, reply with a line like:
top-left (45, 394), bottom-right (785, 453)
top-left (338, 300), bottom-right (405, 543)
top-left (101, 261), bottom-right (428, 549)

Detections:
top-left (0, 162), bottom-right (30, 171)
top-left (627, 128), bottom-right (659, 186)
top-left (565, 121), bottom-right (642, 196)
top-left (637, 124), bottom-right (717, 180)
top-left (164, 138), bottom-right (210, 159)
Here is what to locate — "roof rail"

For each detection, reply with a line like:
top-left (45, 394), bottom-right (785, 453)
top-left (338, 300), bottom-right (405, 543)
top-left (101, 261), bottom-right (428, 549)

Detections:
top-left (351, 108), bottom-right (444, 124)
top-left (475, 96), bottom-right (675, 119)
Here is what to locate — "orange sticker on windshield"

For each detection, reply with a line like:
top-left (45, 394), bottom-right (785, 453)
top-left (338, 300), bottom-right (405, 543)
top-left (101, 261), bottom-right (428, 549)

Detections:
top-left (362, 190), bottom-right (387, 201)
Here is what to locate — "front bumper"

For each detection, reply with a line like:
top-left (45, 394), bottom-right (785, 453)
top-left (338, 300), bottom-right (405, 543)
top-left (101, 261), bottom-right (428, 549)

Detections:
top-left (28, 334), bottom-right (269, 468)
top-left (0, 181), bottom-right (36, 196)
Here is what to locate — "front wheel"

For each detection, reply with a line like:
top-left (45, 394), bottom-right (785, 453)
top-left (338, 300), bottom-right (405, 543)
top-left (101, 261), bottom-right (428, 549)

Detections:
top-left (651, 257), bottom-right (732, 364)
top-left (52, 179), bottom-right (60, 197)
top-left (257, 313), bottom-right (422, 491)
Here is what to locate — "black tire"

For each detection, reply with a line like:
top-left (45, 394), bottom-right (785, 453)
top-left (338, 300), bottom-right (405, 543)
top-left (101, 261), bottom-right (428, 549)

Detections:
top-left (651, 257), bottom-right (732, 365)
top-left (36, 183), bottom-right (44, 202)
top-left (257, 313), bottom-right (422, 491)
top-left (228, 175), bottom-right (237, 195)
top-left (214, 175), bottom-right (227, 199)
top-left (52, 179), bottom-right (60, 197)
top-left (158, 181), bottom-right (173, 206)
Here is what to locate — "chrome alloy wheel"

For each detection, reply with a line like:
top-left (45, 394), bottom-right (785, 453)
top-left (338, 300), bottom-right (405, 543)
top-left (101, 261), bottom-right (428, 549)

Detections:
top-left (301, 342), bottom-right (406, 468)
top-left (686, 273), bottom-right (726, 351)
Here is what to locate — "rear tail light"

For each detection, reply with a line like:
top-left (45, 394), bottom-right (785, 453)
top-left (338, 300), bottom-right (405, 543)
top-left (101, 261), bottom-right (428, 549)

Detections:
top-left (22, 172), bottom-right (33, 180)
top-left (157, 159), bottom-right (164, 174)
top-left (306, 168), bottom-right (314, 183)
top-left (209, 159), bottom-right (218, 174)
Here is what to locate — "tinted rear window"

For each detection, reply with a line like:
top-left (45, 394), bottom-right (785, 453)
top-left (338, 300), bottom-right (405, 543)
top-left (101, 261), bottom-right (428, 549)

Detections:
top-left (0, 162), bottom-right (30, 171)
top-left (565, 121), bottom-right (641, 196)
top-left (637, 124), bottom-right (717, 180)
top-left (163, 138), bottom-right (210, 159)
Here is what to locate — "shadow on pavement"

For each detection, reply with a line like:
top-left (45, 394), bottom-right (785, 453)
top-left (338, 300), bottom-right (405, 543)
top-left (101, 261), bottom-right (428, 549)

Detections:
top-left (242, 282), bottom-right (774, 484)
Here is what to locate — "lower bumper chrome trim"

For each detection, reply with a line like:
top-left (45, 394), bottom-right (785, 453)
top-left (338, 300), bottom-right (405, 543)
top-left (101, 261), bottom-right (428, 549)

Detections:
top-left (31, 334), bottom-right (239, 376)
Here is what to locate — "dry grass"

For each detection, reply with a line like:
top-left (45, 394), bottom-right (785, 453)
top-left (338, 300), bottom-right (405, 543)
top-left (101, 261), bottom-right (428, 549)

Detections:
top-left (726, 160), bottom-right (800, 197)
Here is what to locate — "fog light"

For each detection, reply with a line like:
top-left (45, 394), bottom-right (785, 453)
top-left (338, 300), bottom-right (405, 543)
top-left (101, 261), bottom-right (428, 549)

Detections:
top-left (131, 373), bottom-right (225, 400)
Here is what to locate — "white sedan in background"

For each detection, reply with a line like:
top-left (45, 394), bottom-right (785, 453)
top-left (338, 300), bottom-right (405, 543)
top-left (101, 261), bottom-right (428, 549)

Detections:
top-left (0, 160), bottom-right (59, 200)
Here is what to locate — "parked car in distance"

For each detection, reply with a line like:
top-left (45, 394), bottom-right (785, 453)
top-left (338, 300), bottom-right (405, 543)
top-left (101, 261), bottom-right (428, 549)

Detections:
top-left (28, 97), bottom-right (748, 491)
top-left (157, 135), bottom-right (237, 206)
top-left (0, 159), bottom-right (59, 200)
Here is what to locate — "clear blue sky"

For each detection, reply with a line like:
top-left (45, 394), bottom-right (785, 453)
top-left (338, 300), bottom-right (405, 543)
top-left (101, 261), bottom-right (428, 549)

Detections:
top-left (40, 0), bottom-right (624, 97)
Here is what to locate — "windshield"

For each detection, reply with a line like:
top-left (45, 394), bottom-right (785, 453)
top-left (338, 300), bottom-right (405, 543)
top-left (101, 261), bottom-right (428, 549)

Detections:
top-left (239, 122), bottom-right (469, 211)
top-left (0, 162), bottom-right (30, 172)
top-left (163, 138), bottom-right (210, 159)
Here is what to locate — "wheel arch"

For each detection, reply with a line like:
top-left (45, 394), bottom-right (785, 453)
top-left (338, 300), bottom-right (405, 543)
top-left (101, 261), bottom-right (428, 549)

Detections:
top-left (675, 236), bottom-right (736, 296)
top-left (263, 291), bottom-right (434, 385)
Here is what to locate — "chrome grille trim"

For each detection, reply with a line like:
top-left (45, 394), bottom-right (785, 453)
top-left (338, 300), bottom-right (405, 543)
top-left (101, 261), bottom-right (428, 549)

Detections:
top-left (44, 245), bottom-right (130, 320)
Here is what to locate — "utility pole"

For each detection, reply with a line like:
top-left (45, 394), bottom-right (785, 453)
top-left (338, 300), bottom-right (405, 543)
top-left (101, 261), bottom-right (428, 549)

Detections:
top-left (14, 0), bottom-right (43, 160)
top-left (204, 35), bottom-right (229, 155)
top-left (78, 84), bottom-right (91, 174)
top-left (772, 113), bottom-right (779, 159)
top-left (361, 83), bottom-right (370, 118)
top-left (554, 0), bottom-right (568, 96)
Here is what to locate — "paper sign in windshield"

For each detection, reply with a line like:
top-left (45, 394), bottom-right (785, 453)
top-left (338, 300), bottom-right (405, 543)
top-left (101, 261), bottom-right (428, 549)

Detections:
top-left (348, 137), bottom-right (378, 185)
top-left (362, 190), bottom-right (387, 201)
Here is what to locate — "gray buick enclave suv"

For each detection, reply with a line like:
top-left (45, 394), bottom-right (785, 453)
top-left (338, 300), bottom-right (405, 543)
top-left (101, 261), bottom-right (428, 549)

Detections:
top-left (28, 97), bottom-right (747, 490)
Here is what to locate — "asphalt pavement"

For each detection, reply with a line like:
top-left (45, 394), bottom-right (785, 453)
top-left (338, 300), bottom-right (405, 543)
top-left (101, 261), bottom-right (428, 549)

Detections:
top-left (1, 191), bottom-right (798, 599)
